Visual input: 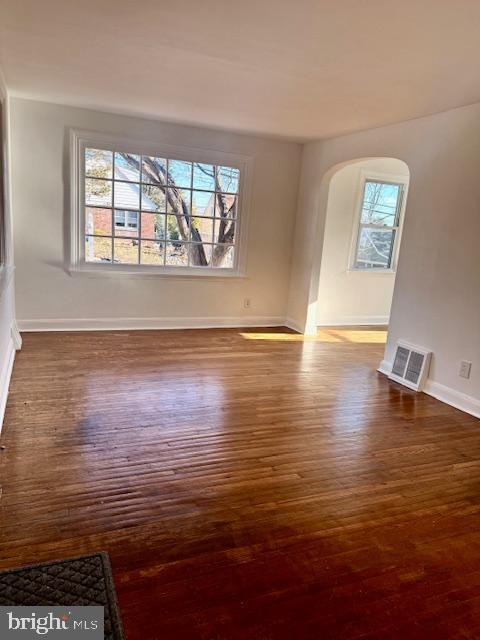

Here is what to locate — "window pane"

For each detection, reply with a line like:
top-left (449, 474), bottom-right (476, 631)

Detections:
top-left (141, 213), bottom-right (164, 240)
top-left (168, 159), bottom-right (192, 188)
top-left (214, 217), bottom-right (235, 244)
top-left (212, 244), bottom-right (234, 268)
top-left (142, 156), bottom-right (166, 184)
top-left (114, 181), bottom-right (141, 210)
top-left (141, 184), bottom-right (166, 212)
top-left (190, 243), bottom-right (212, 267)
top-left (167, 189), bottom-right (191, 216)
top-left (114, 238), bottom-right (139, 264)
top-left (215, 193), bottom-right (236, 218)
top-left (361, 182), bottom-right (401, 226)
top-left (85, 207), bottom-right (112, 236)
top-left (114, 210), bottom-right (139, 237)
top-left (166, 241), bottom-right (188, 266)
top-left (355, 228), bottom-right (395, 269)
top-left (217, 166), bottom-right (239, 194)
top-left (114, 152), bottom-right (140, 182)
top-left (193, 163), bottom-right (215, 191)
top-left (114, 210), bottom-right (125, 227)
top-left (85, 178), bottom-right (112, 207)
top-left (192, 190), bottom-right (214, 217)
top-left (127, 211), bottom-right (138, 227)
top-left (85, 148), bottom-right (112, 179)
top-left (166, 214), bottom-right (186, 242)
top-left (191, 216), bottom-right (214, 244)
top-left (85, 236), bottom-right (112, 263)
top-left (140, 240), bottom-right (164, 265)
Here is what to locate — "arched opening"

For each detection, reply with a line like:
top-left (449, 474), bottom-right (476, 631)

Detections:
top-left (304, 157), bottom-right (410, 335)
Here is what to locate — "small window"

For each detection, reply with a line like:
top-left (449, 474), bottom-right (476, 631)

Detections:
top-left (115, 210), bottom-right (139, 230)
top-left (352, 179), bottom-right (405, 270)
top-left (72, 132), bottom-right (249, 275)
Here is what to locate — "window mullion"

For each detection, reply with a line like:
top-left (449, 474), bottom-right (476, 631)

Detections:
top-left (212, 167), bottom-right (217, 249)
top-left (187, 165), bottom-right (193, 267)
top-left (111, 153), bottom-right (115, 264)
top-left (359, 222), bottom-right (396, 231)
top-left (138, 169), bottom-right (142, 265)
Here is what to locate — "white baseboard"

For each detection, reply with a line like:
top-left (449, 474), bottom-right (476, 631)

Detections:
top-left (17, 315), bottom-right (286, 332)
top-left (284, 316), bottom-right (303, 333)
top-left (0, 337), bottom-right (15, 434)
top-left (17, 315), bottom-right (388, 334)
top-left (377, 359), bottom-right (390, 376)
top-left (11, 320), bottom-right (22, 350)
top-left (378, 359), bottom-right (480, 419)
top-left (424, 380), bottom-right (480, 419)
top-left (318, 315), bottom-right (389, 327)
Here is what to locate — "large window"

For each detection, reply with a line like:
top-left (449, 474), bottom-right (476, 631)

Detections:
top-left (351, 178), bottom-right (405, 270)
top-left (71, 132), bottom-right (250, 275)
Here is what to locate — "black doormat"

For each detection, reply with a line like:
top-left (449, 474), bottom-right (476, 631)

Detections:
top-left (0, 552), bottom-right (124, 639)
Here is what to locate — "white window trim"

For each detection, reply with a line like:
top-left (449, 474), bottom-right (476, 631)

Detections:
top-left (0, 96), bottom-right (5, 273)
top-left (348, 169), bottom-right (409, 274)
top-left (0, 84), bottom-right (15, 299)
top-left (69, 129), bottom-right (253, 278)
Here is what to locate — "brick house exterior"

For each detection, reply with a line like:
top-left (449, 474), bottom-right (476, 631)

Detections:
top-left (87, 208), bottom-right (156, 240)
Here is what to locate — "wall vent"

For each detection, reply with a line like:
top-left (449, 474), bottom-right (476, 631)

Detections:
top-left (389, 341), bottom-right (431, 391)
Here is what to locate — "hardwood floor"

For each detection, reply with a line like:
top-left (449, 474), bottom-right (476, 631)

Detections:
top-left (1, 327), bottom-right (480, 639)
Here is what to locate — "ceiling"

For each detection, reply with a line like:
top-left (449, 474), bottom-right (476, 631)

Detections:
top-left (1, 0), bottom-right (480, 141)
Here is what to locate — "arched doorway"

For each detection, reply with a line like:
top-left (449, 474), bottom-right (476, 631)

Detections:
top-left (303, 157), bottom-right (410, 335)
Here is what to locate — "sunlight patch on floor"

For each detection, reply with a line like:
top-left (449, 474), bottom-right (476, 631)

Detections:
top-left (240, 328), bottom-right (388, 344)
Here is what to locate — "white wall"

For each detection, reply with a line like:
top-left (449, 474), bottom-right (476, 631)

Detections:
top-left (0, 71), bottom-right (20, 431)
top-left (317, 158), bottom-right (409, 326)
top-left (10, 98), bottom-right (302, 330)
top-left (287, 102), bottom-right (480, 415)
top-left (8, 96), bottom-right (480, 417)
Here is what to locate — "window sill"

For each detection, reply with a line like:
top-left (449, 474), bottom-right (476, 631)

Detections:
top-left (69, 263), bottom-right (247, 280)
top-left (346, 268), bottom-right (396, 275)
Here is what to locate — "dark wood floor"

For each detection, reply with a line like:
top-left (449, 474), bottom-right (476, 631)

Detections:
top-left (1, 327), bottom-right (480, 639)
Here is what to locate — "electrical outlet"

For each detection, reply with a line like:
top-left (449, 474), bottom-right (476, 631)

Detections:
top-left (244, 298), bottom-right (251, 309)
top-left (459, 360), bottom-right (472, 379)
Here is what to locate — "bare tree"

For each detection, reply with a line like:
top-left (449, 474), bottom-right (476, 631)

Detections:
top-left (123, 154), bottom-right (235, 267)
top-left (363, 182), bottom-right (396, 225)
top-left (360, 182), bottom-right (397, 264)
